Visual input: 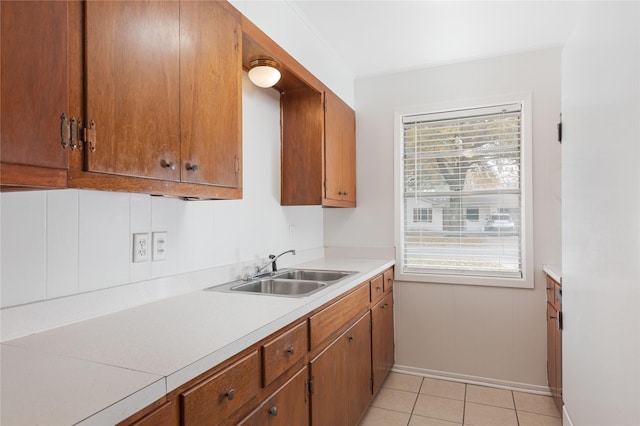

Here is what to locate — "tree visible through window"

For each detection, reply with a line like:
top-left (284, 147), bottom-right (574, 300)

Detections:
top-left (400, 103), bottom-right (523, 279)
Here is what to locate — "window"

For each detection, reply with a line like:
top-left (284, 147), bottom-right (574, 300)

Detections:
top-left (413, 208), bottom-right (432, 223)
top-left (394, 96), bottom-right (533, 288)
top-left (466, 208), bottom-right (479, 221)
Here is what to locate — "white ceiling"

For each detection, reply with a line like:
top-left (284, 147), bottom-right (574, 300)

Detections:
top-left (289, 1), bottom-right (585, 78)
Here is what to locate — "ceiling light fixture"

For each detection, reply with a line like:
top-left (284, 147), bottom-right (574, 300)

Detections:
top-left (248, 58), bottom-right (281, 88)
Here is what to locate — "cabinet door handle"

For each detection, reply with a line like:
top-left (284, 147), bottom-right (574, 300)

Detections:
top-left (269, 406), bottom-right (278, 417)
top-left (161, 160), bottom-right (176, 170)
top-left (285, 345), bottom-right (295, 356)
top-left (348, 335), bottom-right (354, 342)
top-left (186, 163), bottom-right (199, 172)
top-left (225, 388), bottom-right (235, 401)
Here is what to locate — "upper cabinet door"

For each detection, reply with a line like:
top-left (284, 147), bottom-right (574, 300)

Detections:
top-left (180, 2), bottom-right (241, 188)
top-left (324, 90), bottom-right (356, 207)
top-left (84, 1), bottom-right (181, 181)
top-left (1, 1), bottom-right (69, 187)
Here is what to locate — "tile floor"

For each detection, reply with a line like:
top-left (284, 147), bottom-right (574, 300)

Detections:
top-left (360, 373), bottom-right (562, 426)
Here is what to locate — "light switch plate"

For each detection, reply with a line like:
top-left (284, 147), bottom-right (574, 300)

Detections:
top-left (152, 232), bottom-right (167, 261)
top-left (132, 233), bottom-right (150, 263)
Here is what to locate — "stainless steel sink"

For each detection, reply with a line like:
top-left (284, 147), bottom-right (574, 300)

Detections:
top-left (230, 278), bottom-right (326, 296)
top-left (272, 269), bottom-right (352, 282)
top-left (205, 268), bottom-right (358, 297)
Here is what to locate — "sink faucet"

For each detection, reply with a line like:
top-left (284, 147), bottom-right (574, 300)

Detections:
top-left (253, 249), bottom-right (296, 278)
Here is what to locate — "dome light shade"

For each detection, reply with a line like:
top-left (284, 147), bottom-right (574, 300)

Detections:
top-left (248, 58), bottom-right (281, 88)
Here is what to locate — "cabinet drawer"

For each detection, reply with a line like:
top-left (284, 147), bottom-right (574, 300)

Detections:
top-left (383, 268), bottom-right (394, 292)
top-left (370, 274), bottom-right (384, 304)
top-left (181, 351), bottom-right (260, 425)
top-left (309, 283), bottom-right (370, 349)
top-left (262, 321), bottom-right (308, 387)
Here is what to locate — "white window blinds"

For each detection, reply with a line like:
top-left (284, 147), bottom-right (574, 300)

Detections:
top-left (401, 103), bottom-right (523, 278)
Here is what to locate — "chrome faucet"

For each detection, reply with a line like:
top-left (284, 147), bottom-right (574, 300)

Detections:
top-left (252, 249), bottom-right (296, 278)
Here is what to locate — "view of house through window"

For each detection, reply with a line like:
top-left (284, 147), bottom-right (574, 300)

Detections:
top-left (400, 102), bottom-right (523, 279)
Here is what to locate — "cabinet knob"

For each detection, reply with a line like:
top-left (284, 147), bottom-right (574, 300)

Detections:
top-left (269, 406), bottom-right (278, 417)
top-left (286, 346), bottom-right (295, 356)
top-left (161, 160), bottom-right (176, 170)
top-left (186, 163), bottom-right (199, 172)
top-left (348, 335), bottom-right (354, 342)
top-left (225, 389), bottom-right (235, 401)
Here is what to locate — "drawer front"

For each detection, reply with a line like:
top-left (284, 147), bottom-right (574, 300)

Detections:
top-left (309, 283), bottom-right (370, 349)
top-left (262, 321), bottom-right (308, 386)
top-left (383, 268), bottom-right (394, 292)
top-left (370, 274), bottom-right (384, 304)
top-left (181, 351), bottom-right (260, 425)
top-left (239, 366), bottom-right (309, 426)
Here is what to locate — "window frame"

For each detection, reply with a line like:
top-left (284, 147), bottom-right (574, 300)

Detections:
top-left (393, 93), bottom-right (534, 288)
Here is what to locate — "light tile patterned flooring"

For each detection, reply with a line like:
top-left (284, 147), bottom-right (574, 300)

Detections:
top-left (360, 373), bottom-right (562, 426)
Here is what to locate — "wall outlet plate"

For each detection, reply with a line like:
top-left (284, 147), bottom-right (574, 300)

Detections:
top-left (152, 231), bottom-right (167, 261)
top-left (132, 233), bottom-right (150, 263)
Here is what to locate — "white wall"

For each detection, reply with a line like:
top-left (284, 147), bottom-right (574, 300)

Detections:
top-left (0, 73), bottom-right (323, 331)
top-left (561, 2), bottom-right (640, 425)
top-left (325, 49), bottom-right (563, 390)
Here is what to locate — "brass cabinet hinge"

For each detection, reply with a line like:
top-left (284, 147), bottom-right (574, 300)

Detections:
top-left (308, 376), bottom-right (315, 396)
top-left (60, 113), bottom-right (82, 150)
top-left (234, 154), bottom-right (240, 175)
top-left (83, 120), bottom-right (96, 152)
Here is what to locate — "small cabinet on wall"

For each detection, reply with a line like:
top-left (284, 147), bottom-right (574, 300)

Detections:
top-left (69, 0), bottom-right (242, 199)
top-left (280, 89), bottom-right (356, 207)
top-left (1, 1), bottom-right (69, 189)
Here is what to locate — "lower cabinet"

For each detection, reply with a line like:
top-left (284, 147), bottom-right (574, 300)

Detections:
top-left (309, 312), bottom-right (372, 426)
top-left (372, 291), bottom-right (394, 395)
top-left (546, 274), bottom-right (562, 412)
top-left (239, 366), bottom-right (309, 426)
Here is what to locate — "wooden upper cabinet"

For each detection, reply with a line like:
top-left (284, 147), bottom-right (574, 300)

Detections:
top-left (1, 1), bottom-right (69, 189)
top-left (84, 1), bottom-right (181, 181)
top-left (323, 90), bottom-right (356, 207)
top-left (71, 0), bottom-right (242, 198)
top-left (180, 1), bottom-right (241, 188)
top-left (280, 89), bottom-right (356, 207)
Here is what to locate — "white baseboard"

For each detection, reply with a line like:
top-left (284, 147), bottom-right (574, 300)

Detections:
top-left (563, 405), bottom-right (573, 426)
top-left (392, 364), bottom-right (552, 395)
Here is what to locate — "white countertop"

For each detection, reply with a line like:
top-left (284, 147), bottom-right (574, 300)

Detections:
top-left (542, 264), bottom-right (562, 283)
top-left (1, 257), bottom-right (393, 425)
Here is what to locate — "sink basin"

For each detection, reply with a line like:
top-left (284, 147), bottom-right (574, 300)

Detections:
top-left (205, 268), bottom-right (358, 297)
top-left (231, 279), bottom-right (326, 296)
top-left (272, 269), bottom-right (352, 282)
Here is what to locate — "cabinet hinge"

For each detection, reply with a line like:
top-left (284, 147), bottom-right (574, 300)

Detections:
top-left (83, 120), bottom-right (97, 152)
top-left (309, 376), bottom-right (314, 395)
top-left (370, 376), bottom-right (374, 393)
top-left (60, 113), bottom-right (83, 150)
top-left (234, 154), bottom-right (240, 175)
top-left (557, 113), bottom-right (562, 143)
